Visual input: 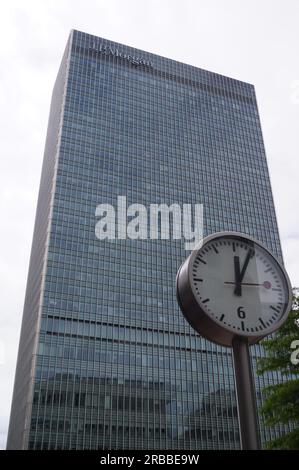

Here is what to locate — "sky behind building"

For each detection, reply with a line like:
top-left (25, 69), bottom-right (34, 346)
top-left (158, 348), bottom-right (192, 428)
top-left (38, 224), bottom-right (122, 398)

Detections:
top-left (0, 0), bottom-right (298, 449)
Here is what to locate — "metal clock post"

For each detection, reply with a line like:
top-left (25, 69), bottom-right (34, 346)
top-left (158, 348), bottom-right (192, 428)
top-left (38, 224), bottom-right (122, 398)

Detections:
top-left (232, 336), bottom-right (260, 449)
top-left (176, 231), bottom-right (292, 450)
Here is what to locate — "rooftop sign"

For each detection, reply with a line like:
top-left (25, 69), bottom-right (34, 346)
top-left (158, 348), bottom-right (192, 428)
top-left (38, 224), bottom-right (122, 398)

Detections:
top-left (89, 43), bottom-right (153, 68)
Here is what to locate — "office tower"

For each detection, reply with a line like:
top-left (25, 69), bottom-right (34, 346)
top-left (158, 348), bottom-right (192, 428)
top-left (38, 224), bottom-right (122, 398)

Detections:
top-left (7, 30), bottom-right (285, 449)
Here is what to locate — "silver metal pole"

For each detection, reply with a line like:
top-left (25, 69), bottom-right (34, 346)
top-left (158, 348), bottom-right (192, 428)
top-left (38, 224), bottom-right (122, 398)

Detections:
top-left (232, 336), bottom-right (261, 450)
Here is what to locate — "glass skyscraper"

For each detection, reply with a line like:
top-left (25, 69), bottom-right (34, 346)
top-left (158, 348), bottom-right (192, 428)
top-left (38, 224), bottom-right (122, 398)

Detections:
top-left (7, 29), bottom-right (286, 450)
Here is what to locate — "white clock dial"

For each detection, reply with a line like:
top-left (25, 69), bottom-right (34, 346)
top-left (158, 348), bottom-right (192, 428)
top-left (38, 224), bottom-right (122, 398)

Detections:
top-left (190, 235), bottom-right (289, 337)
top-left (177, 232), bottom-right (292, 346)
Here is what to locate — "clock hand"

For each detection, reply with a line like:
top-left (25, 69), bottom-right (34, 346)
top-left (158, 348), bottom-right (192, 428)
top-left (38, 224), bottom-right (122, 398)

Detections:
top-left (234, 256), bottom-right (242, 296)
top-left (239, 249), bottom-right (253, 280)
top-left (225, 281), bottom-right (272, 289)
top-left (234, 249), bottom-right (253, 296)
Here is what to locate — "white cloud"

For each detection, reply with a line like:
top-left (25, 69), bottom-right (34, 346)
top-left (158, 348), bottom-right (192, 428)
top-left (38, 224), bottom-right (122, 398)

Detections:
top-left (0, 0), bottom-right (298, 448)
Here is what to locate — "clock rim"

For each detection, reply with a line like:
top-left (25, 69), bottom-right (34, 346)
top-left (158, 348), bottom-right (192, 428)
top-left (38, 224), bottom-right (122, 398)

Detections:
top-left (176, 231), bottom-right (293, 347)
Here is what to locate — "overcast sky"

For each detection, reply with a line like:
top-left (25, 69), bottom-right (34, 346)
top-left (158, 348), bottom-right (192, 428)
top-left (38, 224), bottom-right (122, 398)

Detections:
top-left (0, 0), bottom-right (298, 449)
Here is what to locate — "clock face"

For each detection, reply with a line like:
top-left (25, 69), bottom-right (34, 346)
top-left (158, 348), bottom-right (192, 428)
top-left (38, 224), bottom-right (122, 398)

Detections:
top-left (189, 234), bottom-right (291, 338)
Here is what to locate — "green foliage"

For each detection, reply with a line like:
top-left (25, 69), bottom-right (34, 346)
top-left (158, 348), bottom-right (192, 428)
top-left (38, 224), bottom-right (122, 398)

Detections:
top-left (257, 291), bottom-right (299, 449)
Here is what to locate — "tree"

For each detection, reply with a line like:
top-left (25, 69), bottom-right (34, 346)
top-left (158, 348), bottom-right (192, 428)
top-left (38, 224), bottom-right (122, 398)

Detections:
top-left (257, 290), bottom-right (299, 449)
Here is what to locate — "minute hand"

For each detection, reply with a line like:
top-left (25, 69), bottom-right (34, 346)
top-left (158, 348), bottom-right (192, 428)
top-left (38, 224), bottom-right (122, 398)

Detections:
top-left (234, 256), bottom-right (242, 296)
top-left (234, 249), bottom-right (252, 296)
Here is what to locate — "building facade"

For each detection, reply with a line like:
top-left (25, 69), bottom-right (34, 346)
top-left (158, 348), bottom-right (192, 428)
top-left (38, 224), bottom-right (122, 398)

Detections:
top-left (7, 30), bottom-right (285, 449)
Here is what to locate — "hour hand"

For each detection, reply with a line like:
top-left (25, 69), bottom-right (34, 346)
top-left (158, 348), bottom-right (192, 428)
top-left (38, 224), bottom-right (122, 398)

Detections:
top-left (234, 256), bottom-right (242, 296)
top-left (234, 250), bottom-right (253, 296)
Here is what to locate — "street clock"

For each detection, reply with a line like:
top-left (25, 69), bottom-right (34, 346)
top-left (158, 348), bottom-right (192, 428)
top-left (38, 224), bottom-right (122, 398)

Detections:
top-left (176, 231), bottom-right (292, 347)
